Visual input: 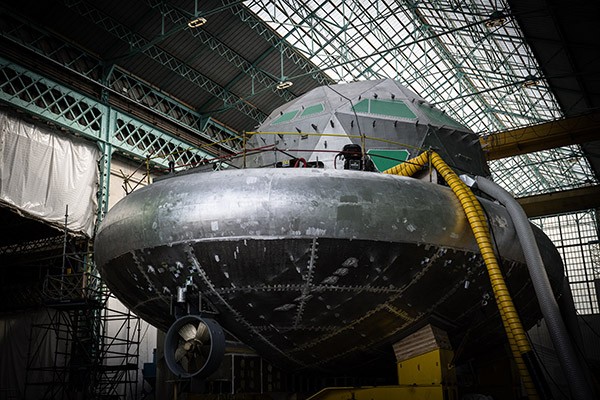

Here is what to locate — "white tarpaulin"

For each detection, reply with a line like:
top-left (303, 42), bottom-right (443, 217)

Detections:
top-left (0, 110), bottom-right (99, 236)
top-left (0, 310), bottom-right (58, 400)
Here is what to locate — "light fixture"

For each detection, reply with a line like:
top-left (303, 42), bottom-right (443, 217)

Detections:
top-left (485, 10), bottom-right (507, 28)
top-left (522, 80), bottom-right (539, 88)
top-left (522, 74), bottom-right (540, 88)
top-left (188, 17), bottom-right (207, 28)
top-left (276, 81), bottom-right (293, 90)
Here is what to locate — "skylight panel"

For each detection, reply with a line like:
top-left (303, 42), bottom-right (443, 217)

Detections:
top-left (247, 0), bottom-right (560, 132)
top-left (490, 145), bottom-right (598, 197)
top-left (245, 0), bottom-right (575, 194)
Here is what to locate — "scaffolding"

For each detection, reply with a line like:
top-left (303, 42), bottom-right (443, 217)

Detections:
top-left (24, 271), bottom-right (141, 400)
top-left (532, 209), bottom-right (600, 314)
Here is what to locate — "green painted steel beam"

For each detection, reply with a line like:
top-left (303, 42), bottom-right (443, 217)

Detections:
top-left (199, 0), bottom-right (335, 114)
top-left (405, 8), bottom-right (507, 132)
top-left (0, 58), bottom-right (215, 170)
top-left (485, 107), bottom-right (545, 125)
top-left (0, 10), bottom-right (242, 153)
top-left (97, 106), bottom-right (113, 225)
top-left (108, 69), bottom-right (242, 153)
top-left (197, 1), bottom-right (328, 113)
top-left (1, 61), bottom-right (103, 139)
top-left (0, 10), bottom-right (103, 80)
top-left (288, 1), bottom-right (383, 80)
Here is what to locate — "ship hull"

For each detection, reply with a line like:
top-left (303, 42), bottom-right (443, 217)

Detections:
top-left (95, 168), bottom-right (564, 372)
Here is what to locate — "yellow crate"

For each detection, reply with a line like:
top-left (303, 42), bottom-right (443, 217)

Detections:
top-left (397, 349), bottom-right (457, 387)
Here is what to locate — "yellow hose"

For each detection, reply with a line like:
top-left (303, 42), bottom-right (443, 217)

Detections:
top-left (383, 151), bottom-right (429, 177)
top-left (384, 152), bottom-right (538, 399)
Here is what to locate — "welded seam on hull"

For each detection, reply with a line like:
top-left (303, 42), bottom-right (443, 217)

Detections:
top-left (310, 275), bottom-right (466, 368)
top-left (293, 237), bottom-right (318, 328)
top-left (382, 304), bottom-right (416, 322)
top-left (213, 284), bottom-right (405, 294)
top-left (290, 245), bottom-right (446, 353)
top-left (253, 325), bottom-right (340, 332)
top-left (183, 244), bottom-right (308, 367)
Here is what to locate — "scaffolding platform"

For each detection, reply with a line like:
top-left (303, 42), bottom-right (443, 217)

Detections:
top-left (24, 272), bottom-right (140, 400)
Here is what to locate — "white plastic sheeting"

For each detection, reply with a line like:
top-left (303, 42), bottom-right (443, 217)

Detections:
top-left (0, 110), bottom-right (99, 236)
top-left (0, 310), bottom-right (58, 400)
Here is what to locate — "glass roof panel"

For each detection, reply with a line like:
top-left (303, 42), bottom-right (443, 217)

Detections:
top-left (245, 0), bottom-right (597, 196)
top-left (490, 145), bottom-right (597, 196)
top-left (245, 0), bottom-right (563, 129)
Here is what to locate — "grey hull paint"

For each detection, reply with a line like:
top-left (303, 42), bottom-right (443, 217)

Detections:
top-left (95, 168), bottom-right (564, 372)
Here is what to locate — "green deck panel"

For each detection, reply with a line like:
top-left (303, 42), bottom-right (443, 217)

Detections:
top-left (300, 103), bottom-right (325, 117)
top-left (367, 149), bottom-right (411, 172)
top-left (272, 110), bottom-right (299, 124)
top-left (417, 103), bottom-right (464, 129)
top-left (352, 99), bottom-right (370, 113)
top-left (370, 99), bottom-right (417, 119)
top-left (352, 99), bottom-right (417, 119)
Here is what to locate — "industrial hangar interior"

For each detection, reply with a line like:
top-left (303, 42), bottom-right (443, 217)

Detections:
top-left (1, 0), bottom-right (599, 399)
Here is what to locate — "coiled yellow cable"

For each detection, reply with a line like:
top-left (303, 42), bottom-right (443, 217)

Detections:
top-left (384, 152), bottom-right (538, 399)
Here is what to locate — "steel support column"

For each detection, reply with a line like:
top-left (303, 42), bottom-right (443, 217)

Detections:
top-left (97, 105), bottom-right (114, 226)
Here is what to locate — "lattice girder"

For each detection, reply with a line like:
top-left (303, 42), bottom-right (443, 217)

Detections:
top-left (62, 0), bottom-right (267, 123)
top-left (0, 59), bottom-right (215, 170)
top-left (1, 8), bottom-right (243, 152)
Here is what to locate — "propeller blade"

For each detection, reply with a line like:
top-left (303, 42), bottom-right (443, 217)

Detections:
top-left (195, 322), bottom-right (210, 343)
top-left (188, 344), bottom-right (209, 367)
top-left (199, 344), bottom-right (211, 355)
top-left (200, 344), bottom-right (212, 361)
top-left (175, 344), bottom-right (188, 362)
top-left (178, 323), bottom-right (197, 342)
top-left (180, 354), bottom-right (189, 371)
top-left (188, 354), bottom-right (201, 372)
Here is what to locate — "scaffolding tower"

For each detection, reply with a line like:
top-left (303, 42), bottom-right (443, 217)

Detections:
top-left (24, 268), bottom-right (140, 399)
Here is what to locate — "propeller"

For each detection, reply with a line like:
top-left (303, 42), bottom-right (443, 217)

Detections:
top-left (174, 322), bottom-right (212, 372)
top-left (164, 316), bottom-right (226, 378)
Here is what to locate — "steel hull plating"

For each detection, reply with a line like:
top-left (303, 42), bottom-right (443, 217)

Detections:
top-left (95, 168), bottom-right (564, 372)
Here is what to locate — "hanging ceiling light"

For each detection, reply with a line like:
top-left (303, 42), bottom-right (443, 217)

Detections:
top-left (522, 74), bottom-right (540, 88)
top-left (276, 81), bottom-right (293, 90)
top-left (188, 17), bottom-right (207, 28)
top-left (485, 11), bottom-right (507, 28)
